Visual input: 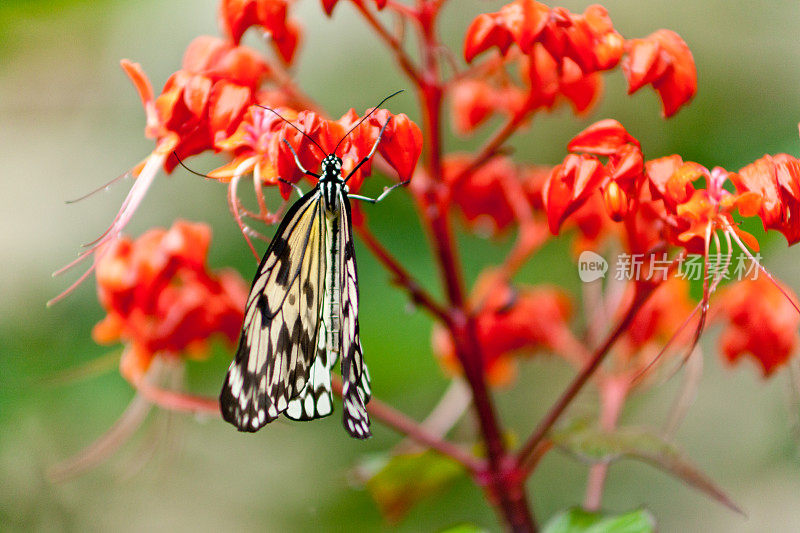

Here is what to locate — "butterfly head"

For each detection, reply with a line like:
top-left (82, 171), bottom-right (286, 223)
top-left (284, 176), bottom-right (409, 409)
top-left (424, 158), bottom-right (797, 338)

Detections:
top-left (320, 154), bottom-right (343, 182)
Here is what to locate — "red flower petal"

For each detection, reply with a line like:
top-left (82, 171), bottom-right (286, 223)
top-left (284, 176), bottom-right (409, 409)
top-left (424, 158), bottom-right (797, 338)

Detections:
top-left (375, 112), bottom-right (423, 180)
top-left (464, 13), bottom-right (513, 63)
top-left (623, 30), bottom-right (696, 117)
top-left (567, 119), bottom-right (639, 156)
top-left (499, 0), bottom-right (550, 54)
top-left (719, 277), bottom-right (800, 376)
top-left (734, 154), bottom-right (800, 244)
top-left (544, 154), bottom-right (606, 234)
top-left (120, 60), bottom-right (154, 107)
top-left (208, 81), bottom-right (252, 140)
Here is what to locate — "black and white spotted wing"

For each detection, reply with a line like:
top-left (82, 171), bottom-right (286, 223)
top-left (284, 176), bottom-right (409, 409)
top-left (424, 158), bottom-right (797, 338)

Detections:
top-left (283, 191), bottom-right (372, 438)
top-left (218, 93), bottom-right (406, 437)
top-left (337, 193), bottom-right (372, 439)
top-left (220, 187), bottom-right (327, 432)
top-left (220, 179), bottom-right (373, 437)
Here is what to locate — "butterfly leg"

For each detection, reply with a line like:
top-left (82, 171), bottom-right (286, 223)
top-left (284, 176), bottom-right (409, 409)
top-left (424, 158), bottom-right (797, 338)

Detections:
top-left (348, 180), bottom-right (410, 204)
top-left (278, 178), bottom-right (304, 198)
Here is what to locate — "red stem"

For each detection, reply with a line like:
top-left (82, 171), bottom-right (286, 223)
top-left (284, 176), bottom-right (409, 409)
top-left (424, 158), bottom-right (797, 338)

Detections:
top-left (413, 2), bottom-right (536, 530)
top-left (351, 0), bottom-right (423, 86)
top-left (583, 377), bottom-right (629, 510)
top-left (355, 223), bottom-right (450, 323)
top-left (517, 280), bottom-right (661, 474)
top-left (331, 375), bottom-right (483, 472)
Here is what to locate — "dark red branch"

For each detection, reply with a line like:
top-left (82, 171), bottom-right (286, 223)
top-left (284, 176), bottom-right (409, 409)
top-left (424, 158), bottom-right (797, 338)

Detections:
top-left (409, 2), bottom-right (537, 529)
top-left (517, 280), bottom-right (662, 474)
top-left (351, 0), bottom-right (423, 86)
top-left (355, 224), bottom-right (450, 323)
top-left (331, 374), bottom-right (483, 472)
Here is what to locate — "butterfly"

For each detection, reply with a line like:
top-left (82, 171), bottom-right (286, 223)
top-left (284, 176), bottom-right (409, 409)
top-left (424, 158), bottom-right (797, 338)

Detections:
top-left (219, 92), bottom-right (407, 439)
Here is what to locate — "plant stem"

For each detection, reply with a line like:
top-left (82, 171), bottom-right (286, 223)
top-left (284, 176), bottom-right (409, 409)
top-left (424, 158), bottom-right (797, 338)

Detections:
top-left (412, 2), bottom-right (537, 529)
top-left (355, 224), bottom-right (450, 323)
top-left (517, 281), bottom-right (661, 474)
top-left (330, 375), bottom-right (483, 472)
top-left (352, 0), bottom-right (423, 86)
top-left (583, 377), bottom-right (629, 510)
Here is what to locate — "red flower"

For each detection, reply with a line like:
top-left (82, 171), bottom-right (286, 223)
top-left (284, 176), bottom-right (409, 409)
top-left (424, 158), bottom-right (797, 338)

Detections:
top-left (543, 154), bottom-right (606, 234)
top-left (464, 3), bottom-right (625, 118)
top-left (732, 153), bottom-right (800, 245)
top-left (718, 277), bottom-right (800, 376)
top-left (92, 221), bottom-right (248, 383)
top-left (433, 271), bottom-right (572, 385)
top-left (544, 120), bottom-right (644, 234)
top-left (122, 36), bottom-right (269, 169)
top-left (218, 0), bottom-right (301, 63)
top-left (622, 30), bottom-right (696, 117)
top-left (645, 158), bottom-right (761, 252)
top-left (214, 105), bottom-right (421, 197)
top-left (49, 37), bottom-right (270, 303)
top-left (445, 155), bottom-right (547, 236)
top-left (464, 2), bottom-right (624, 75)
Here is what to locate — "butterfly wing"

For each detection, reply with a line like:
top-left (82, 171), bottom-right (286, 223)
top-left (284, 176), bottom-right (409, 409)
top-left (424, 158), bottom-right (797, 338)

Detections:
top-left (338, 193), bottom-right (372, 439)
top-left (284, 213), bottom-right (337, 421)
top-left (285, 191), bottom-right (343, 422)
top-left (220, 188), bottom-right (326, 432)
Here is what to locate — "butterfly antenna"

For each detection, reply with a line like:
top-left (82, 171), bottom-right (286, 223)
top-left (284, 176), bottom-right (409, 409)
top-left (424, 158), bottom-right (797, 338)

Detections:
top-left (333, 90), bottom-right (403, 156)
top-left (256, 105), bottom-right (327, 155)
top-left (171, 152), bottom-right (215, 179)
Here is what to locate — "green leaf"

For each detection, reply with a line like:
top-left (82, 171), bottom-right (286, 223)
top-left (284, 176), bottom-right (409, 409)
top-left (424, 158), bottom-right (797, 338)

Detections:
top-left (361, 450), bottom-right (463, 523)
top-left (542, 507), bottom-right (655, 533)
top-left (551, 422), bottom-right (743, 515)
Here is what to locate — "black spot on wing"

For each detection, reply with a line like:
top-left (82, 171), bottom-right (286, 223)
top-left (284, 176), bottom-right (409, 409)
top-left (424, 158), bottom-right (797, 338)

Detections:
top-left (303, 279), bottom-right (315, 307)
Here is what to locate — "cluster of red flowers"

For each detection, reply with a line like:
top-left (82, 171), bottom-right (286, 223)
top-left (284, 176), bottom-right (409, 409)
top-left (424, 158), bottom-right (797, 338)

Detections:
top-left (455, 0), bottom-right (695, 132)
top-left (92, 221), bottom-right (247, 383)
top-left (441, 111), bottom-right (800, 379)
top-left (82, 0), bottom-right (800, 389)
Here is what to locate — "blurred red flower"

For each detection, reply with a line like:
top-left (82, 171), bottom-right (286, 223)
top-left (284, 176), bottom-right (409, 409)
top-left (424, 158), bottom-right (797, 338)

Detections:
top-left (622, 30), bottom-right (697, 117)
top-left (92, 221), bottom-right (248, 383)
top-left (433, 271), bottom-right (572, 385)
top-left (732, 153), bottom-right (800, 245)
top-left (544, 120), bottom-right (644, 234)
top-left (718, 277), bottom-right (800, 376)
top-left (218, 0), bottom-right (301, 63)
top-left (445, 155), bottom-right (525, 235)
top-left (122, 36), bottom-right (269, 170)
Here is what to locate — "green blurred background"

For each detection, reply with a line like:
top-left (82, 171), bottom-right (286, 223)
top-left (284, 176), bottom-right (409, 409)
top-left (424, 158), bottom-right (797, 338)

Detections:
top-left (3, 0), bottom-right (800, 530)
